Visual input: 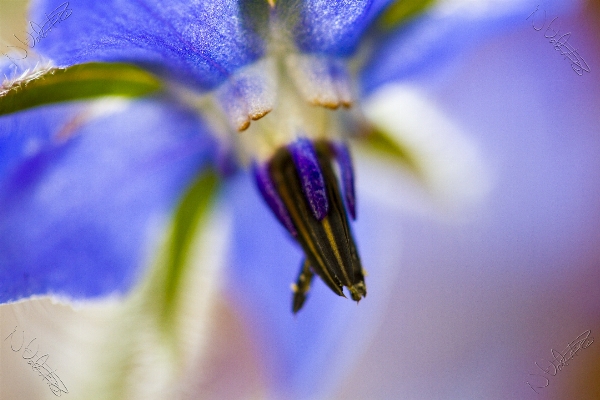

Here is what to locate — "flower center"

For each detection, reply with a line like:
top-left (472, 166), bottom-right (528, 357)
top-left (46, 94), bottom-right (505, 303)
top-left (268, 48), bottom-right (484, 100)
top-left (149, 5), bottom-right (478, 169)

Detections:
top-left (199, 18), bottom-right (364, 312)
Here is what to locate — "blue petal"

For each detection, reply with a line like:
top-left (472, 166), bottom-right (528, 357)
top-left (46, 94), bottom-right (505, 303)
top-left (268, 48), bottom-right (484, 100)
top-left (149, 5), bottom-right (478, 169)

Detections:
top-left (0, 99), bottom-right (217, 303)
top-left (290, 0), bottom-right (394, 56)
top-left (29, 0), bottom-right (267, 90)
top-left (361, 0), bottom-right (582, 95)
top-left (225, 171), bottom-right (403, 399)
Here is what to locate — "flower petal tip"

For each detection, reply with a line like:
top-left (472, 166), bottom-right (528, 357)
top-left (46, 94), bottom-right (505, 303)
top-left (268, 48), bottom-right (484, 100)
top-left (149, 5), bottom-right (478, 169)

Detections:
top-left (216, 58), bottom-right (276, 132)
top-left (286, 54), bottom-right (354, 110)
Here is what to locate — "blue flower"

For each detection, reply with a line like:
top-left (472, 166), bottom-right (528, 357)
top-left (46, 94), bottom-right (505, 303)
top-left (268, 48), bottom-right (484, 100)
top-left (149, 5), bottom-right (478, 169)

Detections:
top-left (0, 0), bottom-right (589, 398)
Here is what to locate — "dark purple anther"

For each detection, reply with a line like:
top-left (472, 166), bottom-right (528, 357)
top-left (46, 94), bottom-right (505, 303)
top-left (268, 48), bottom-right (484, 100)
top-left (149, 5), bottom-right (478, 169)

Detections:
top-left (252, 161), bottom-right (297, 236)
top-left (289, 138), bottom-right (329, 221)
top-left (332, 142), bottom-right (356, 220)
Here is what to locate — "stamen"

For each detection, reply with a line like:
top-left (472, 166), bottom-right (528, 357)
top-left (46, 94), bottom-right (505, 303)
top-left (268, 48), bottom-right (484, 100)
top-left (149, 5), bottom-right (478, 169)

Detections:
top-left (331, 142), bottom-right (356, 219)
top-left (288, 138), bottom-right (329, 221)
top-left (253, 161), bottom-right (297, 236)
top-left (259, 139), bottom-right (365, 312)
top-left (291, 259), bottom-right (314, 314)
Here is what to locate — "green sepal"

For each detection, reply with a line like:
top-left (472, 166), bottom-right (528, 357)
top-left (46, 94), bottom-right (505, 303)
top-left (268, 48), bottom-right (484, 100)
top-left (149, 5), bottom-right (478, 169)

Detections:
top-left (142, 169), bottom-right (220, 339)
top-left (0, 62), bottom-right (163, 116)
top-left (358, 128), bottom-right (422, 177)
top-left (378, 0), bottom-right (437, 30)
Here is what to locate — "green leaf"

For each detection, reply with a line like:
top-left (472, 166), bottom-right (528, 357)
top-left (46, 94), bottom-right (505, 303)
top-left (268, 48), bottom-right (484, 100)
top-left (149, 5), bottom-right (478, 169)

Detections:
top-left (0, 62), bottom-right (163, 116)
top-left (144, 169), bottom-right (220, 335)
top-left (378, 0), bottom-right (437, 30)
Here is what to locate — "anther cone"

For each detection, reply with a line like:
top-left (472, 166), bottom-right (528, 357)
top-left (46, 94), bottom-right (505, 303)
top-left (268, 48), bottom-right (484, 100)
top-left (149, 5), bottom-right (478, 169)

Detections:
top-left (255, 138), bottom-right (365, 312)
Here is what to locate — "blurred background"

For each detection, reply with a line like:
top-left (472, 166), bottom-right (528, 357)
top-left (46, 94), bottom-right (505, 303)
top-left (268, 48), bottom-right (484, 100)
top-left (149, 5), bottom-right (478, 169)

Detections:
top-left (337, 1), bottom-right (600, 399)
top-left (1, 1), bottom-right (600, 399)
